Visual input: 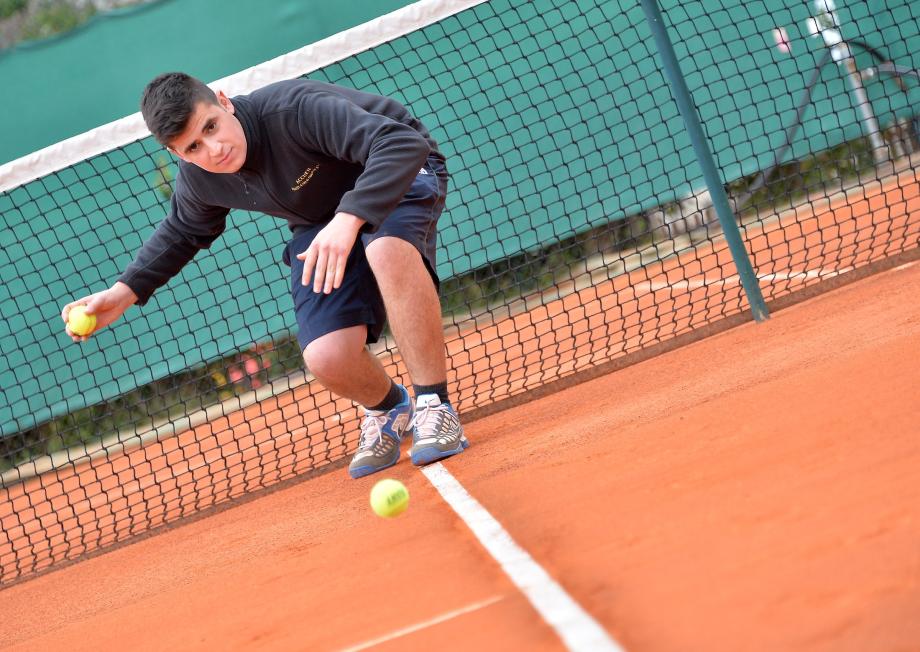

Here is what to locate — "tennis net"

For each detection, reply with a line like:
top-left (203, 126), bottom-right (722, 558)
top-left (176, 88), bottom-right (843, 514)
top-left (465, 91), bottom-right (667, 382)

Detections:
top-left (1, 0), bottom-right (918, 584)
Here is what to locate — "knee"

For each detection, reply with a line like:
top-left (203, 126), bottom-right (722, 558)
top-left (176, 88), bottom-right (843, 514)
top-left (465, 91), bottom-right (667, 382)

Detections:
top-left (366, 237), bottom-right (421, 282)
top-left (302, 327), bottom-right (365, 381)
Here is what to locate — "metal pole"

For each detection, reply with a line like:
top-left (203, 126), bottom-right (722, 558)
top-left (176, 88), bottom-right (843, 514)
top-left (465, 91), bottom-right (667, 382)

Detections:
top-left (640, 0), bottom-right (769, 322)
top-left (842, 55), bottom-right (889, 164)
top-left (808, 2), bottom-right (889, 164)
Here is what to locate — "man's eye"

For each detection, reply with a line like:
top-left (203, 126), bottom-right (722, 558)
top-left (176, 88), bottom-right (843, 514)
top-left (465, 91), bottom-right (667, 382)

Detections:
top-left (207, 122), bottom-right (216, 132)
top-left (189, 143), bottom-right (199, 152)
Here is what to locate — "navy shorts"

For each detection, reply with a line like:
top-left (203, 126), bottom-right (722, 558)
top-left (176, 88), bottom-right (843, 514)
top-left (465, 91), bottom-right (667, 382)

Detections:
top-left (282, 156), bottom-right (448, 352)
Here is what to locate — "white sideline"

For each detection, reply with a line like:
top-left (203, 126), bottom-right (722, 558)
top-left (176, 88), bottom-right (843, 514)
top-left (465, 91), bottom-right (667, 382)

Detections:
top-left (632, 266), bottom-right (852, 292)
top-left (0, 0), bottom-right (489, 193)
top-left (422, 463), bottom-right (624, 652)
top-left (338, 595), bottom-right (504, 652)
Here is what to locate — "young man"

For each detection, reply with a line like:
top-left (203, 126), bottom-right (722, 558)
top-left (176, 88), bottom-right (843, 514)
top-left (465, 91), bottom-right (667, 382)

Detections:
top-left (61, 72), bottom-right (469, 478)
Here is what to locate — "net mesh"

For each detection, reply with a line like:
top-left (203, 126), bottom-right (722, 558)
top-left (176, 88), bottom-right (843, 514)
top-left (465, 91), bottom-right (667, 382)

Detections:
top-left (1, 0), bottom-right (919, 584)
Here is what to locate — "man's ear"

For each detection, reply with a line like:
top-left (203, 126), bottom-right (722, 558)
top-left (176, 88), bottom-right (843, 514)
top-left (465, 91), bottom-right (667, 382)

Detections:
top-left (166, 145), bottom-right (188, 163)
top-left (216, 90), bottom-right (235, 114)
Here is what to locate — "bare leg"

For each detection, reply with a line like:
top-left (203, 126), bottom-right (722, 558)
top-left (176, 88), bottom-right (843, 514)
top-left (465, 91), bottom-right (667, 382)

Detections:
top-left (303, 324), bottom-right (391, 407)
top-left (365, 237), bottom-right (446, 386)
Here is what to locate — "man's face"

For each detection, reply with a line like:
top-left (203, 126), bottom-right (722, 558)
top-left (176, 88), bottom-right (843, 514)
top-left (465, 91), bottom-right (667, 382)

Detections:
top-left (168, 91), bottom-right (247, 174)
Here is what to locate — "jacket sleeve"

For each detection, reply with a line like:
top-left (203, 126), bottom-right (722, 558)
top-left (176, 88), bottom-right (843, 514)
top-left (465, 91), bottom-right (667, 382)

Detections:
top-left (294, 91), bottom-right (429, 229)
top-left (117, 170), bottom-right (229, 306)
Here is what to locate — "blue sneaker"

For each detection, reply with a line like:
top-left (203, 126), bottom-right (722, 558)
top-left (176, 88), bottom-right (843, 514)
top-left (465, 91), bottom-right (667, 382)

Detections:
top-left (348, 385), bottom-right (413, 479)
top-left (409, 395), bottom-right (469, 466)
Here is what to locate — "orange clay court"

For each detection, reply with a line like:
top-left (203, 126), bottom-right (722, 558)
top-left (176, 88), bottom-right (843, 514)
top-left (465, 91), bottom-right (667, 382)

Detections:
top-left (0, 250), bottom-right (917, 652)
top-left (0, 176), bottom-right (918, 649)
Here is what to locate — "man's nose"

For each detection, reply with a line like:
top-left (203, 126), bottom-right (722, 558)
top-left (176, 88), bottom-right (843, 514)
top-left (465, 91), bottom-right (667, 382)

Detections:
top-left (206, 138), bottom-right (222, 157)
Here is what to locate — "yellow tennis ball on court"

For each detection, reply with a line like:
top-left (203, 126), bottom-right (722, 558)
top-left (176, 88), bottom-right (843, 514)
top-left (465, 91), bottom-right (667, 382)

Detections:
top-left (370, 478), bottom-right (409, 518)
top-left (68, 305), bottom-right (97, 337)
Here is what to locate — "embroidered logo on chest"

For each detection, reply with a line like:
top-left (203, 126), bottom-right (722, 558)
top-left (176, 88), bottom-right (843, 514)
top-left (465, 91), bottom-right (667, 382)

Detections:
top-left (291, 164), bottom-right (320, 191)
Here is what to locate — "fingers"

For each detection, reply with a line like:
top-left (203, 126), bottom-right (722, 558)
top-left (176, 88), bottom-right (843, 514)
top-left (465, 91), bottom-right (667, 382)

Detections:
top-left (313, 249), bottom-right (329, 294)
top-left (311, 249), bottom-right (327, 293)
top-left (61, 300), bottom-right (81, 322)
top-left (300, 246), bottom-right (318, 289)
top-left (332, 255), bottom-right (346, 292)
top-left (301, 246), bottom-right (346, 294)
top-left (63, 322), bottom-right (88, 343)
top-left (62, 293), bottom-right (97, 322)
top-left (318, 249), bottom-right (349, 294)
top-left (61, 296), bottom-right (95, 342)
top-left (62, 287), bottom-right (127, 344)
top-left (65, 326), bottom-right (87, 343)
top-left (85, 295), bottom-right (103, 315)
top-left (322, 255), bottom-right (338, 294)
top-left (298, 228), bottom-right (354, 294)
top-left (61, 302), bottom-right (84, 343)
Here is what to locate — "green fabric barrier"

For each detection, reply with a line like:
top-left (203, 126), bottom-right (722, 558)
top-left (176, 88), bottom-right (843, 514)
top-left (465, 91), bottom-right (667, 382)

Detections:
top-left (2, 0), bottom-right (918, 436)
top-left (0, 0), bottom-right (415, 164)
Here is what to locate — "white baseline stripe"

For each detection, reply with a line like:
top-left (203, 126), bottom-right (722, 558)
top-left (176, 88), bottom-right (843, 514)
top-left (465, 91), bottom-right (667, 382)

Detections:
top-left (632, 267), bottom-right (851, 292)
top-left (422, 463), bottom-right (624, 652)
top-left (339, 595), bottom-right (504, 652)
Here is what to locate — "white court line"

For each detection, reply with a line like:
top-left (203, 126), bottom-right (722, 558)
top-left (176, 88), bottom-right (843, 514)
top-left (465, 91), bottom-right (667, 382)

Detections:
top-left (422, 463), bottom-right (624, 652)
top-left (894, 261), bottom-right (917, 271)
top-left (338, 595), bottom-right (505, 652)
top-left (633, 267), bottom-right (850, 292)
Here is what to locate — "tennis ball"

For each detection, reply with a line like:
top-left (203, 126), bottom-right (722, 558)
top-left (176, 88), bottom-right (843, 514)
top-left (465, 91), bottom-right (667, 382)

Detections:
top-left (68, 305), bottom-right (97, 337)
top-left (370, 478), bottom-right (409, 518)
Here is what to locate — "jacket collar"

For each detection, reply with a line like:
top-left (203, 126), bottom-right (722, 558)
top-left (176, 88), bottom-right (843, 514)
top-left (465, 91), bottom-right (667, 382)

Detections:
top-left (233, 96), bottom-right (264, 172)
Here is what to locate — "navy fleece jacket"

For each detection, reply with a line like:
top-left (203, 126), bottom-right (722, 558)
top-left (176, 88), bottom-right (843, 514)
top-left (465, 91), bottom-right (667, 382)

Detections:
top-left (118, 79), bottom-right (443, 305)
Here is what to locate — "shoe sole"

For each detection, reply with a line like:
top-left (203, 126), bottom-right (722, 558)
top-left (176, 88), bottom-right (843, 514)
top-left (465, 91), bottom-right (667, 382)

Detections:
top-left (410, 439), bottom-right (470, 466)
top-left (348, 454), bottom-right (399, 479)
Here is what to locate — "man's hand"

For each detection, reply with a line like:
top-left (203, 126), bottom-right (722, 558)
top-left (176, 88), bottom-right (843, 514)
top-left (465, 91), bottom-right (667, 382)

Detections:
top-left (61, 282), bottom-right (138, 343)
top-left (296, 212), bottom-right (365, 294)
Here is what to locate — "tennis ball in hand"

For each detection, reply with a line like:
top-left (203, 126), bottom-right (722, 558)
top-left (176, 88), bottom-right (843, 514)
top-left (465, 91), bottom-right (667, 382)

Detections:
top-left (68, 305), bottom-right (97, 337)
top-left (370, 479), bottom-right (409, 518)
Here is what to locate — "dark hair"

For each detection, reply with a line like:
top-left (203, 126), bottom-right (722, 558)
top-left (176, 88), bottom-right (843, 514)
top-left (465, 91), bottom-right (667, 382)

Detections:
top-left (141, 72), bottom-right (219, 147)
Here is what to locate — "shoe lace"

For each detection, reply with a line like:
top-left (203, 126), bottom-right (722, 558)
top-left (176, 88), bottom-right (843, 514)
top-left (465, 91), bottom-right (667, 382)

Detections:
top-left (359, 412), bottom-right (388, 449)
top-left (409, 403), bottom-right (438, 438)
